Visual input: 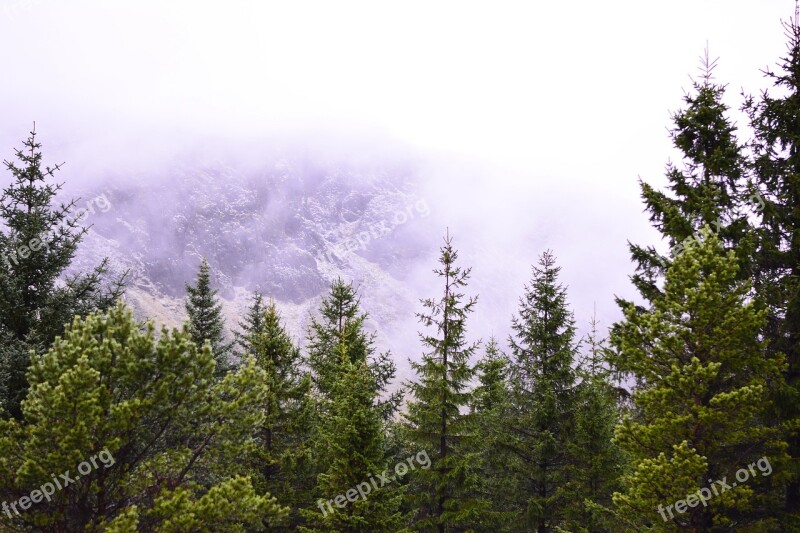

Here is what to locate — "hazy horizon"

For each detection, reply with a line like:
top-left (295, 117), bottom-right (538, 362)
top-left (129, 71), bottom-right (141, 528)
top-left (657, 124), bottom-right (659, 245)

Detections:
top-left (1, 0), bottom-right (795, 353)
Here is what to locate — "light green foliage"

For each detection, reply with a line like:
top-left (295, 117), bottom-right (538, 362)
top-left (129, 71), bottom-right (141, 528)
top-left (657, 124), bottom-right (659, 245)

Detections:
top-left (0, 302), bottom-right (288, 531)
top-left (611, 232), bottom-right (787, 530)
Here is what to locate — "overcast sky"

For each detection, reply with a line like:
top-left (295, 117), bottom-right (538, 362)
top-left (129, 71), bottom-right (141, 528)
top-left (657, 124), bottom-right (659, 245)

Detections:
top-left (0, 0), bottom-right (795, 339)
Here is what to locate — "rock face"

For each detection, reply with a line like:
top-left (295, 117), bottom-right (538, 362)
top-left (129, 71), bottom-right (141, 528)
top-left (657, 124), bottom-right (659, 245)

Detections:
top-left (66, 153), bottom-right (434, 381)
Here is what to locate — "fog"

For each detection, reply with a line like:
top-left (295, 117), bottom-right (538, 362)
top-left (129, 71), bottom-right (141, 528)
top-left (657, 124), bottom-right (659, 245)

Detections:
top-left (0, 1), bottom-right (793, 358)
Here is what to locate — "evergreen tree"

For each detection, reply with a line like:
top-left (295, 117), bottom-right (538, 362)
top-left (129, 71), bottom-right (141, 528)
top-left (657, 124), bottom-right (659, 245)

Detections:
top-left (745, 11), bottom-right (800, 522)
top-left (567, 314), bottom-right (624, 532)
top-left (470, 337), bottom-right (515, 529)
top-left (306, 278), bottom-right (401, 419)
top-left (0, 127), bottom-right (125, 419)
top-left (303, 279), bottom-right (406, 530)
top-left (0, 303), bottom-right (289, 531)
top-left (404, 232), bottom-right (488, 531)
top-left (504, 250), bottom-right (580, 532)
top-left (185, 257), bottom-right (233, 378)
top-left (301, 348), bottom-right (406, 532)
top-left (235, 290), bottom-right (267, 359)
top-left (622, 50), bottom-right (751, 308)
top-left (241, 294), bottom-right (315, 529)
top-left (610, 232), bottom-right (787, 530)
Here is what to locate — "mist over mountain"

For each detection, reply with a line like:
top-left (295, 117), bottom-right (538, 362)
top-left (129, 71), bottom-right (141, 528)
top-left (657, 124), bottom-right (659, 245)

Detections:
top-left (60, 145), bottom-right (439, 382)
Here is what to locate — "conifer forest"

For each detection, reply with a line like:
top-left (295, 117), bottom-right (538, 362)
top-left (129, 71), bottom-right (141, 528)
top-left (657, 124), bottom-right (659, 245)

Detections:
top-left (4, 2), bottom-right (800, 532)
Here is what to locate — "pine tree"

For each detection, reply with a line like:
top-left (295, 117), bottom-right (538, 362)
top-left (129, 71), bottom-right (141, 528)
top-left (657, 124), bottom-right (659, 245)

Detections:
top-left (504, 250), bottom-right (580, 532)
top-left (610, 232), bottom-right (787, 530)
top-left (404, 232), bottom-right (488, 531)
top-left (0, 302), bottom-right (289, 531)
top-left (306, 278), bottom-right (401, 419)
top-left (241, 294), bottom-right (315, 529)
top-left (185, 257), bottom-right (233, 378)
top-left (745, 10), bottom-right (800, 521)
top-left (0, 126), bottom-right (125, 419)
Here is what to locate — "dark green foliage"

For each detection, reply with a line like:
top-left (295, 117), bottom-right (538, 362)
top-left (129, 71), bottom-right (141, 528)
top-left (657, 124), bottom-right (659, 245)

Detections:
top-left (185, 257), bottom-right (233, 378)
top-left (301, 356), bottom-right (407, 532)
top-left (303, 284), bottom-right (406, 531)
top-left (470, 338), bottom-right (516, 529)
top-left (745, 16), bottom-right (800, 523)
top-left (306, 277), bottom-right (401, 419)
top-left (0, 127), bottom-right (125, 419)
top-left (235, 290), bottom-right (268, 359)
top-left (5, 15), bottom-right (800, 529)
top-left (623, 50), bottom-right (752, 308)
top-left (566, 315), bottom-right (624, 532)
top-left (404, 233), bottom-right (489, 531)
top-left (504, 251), bottom-right (580, 532)
top-left (240, 293), bottom-right (315, 529)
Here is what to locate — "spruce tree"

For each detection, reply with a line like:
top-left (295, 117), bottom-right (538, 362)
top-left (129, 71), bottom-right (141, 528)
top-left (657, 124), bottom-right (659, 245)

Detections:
top-left (745, 11), bottom-right (800, 521)
top-left (306, 278), bottom-right (401, 419)
top-left (236, 290), bottom-right (267, 359)
top-left (0, 303), bottom-right (289, 531)
top-left (185, 257), bottom-right (233, 378)
top-left (470, 337), bottom-right (515, 529)
top-left (567, 314), bottom-right (623, 532)
top-left (404, 232), bottom-right (487, 531)
top-left (504, 250), bottom-right (580, 532)
top-left (303, 279), bottom-right (406, 530)
top-left (622, 50), bottom-right (750, 308)
top-left (241, 294), bottom-right (315, 529)
top-left (610, 232), bottom-right (786, 530)
top-left (301, 349), bottom-right (406, 532)
top-left (0, 126), bottom-right (125, 419)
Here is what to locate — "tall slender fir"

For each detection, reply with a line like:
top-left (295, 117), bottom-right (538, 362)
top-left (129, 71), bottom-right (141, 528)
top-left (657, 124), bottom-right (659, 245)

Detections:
top-left (404, 232), bottom-right (487, 531)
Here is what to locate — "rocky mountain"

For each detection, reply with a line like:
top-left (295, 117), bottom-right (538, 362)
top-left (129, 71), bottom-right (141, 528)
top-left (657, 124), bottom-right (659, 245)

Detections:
top-left (66, 152), bottom-right (436, 382)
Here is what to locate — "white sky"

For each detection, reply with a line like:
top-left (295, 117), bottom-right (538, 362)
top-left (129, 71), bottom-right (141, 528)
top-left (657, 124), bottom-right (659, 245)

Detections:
top-left (0, 0), bottom-right (795, 340)
top-left (0, 1), bottom-right (790, 168)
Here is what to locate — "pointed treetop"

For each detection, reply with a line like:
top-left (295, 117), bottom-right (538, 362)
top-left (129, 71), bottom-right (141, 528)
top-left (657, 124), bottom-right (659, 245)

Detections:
top-left (699, 41), bottom-right (719, 86)
top-left (780, 2), bottom-right (800, 55)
